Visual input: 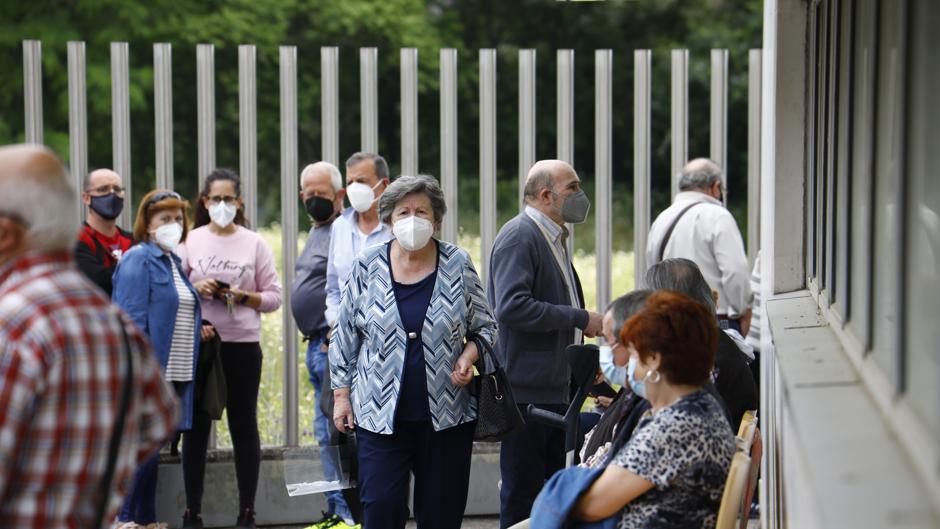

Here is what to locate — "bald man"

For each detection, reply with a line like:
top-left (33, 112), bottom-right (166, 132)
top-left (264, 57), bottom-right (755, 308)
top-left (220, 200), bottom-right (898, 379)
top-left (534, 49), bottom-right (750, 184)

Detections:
top-left (75, 168), bottom-right (134, 295)
top-left (0, 144), bottom-right (177, 528)
top-left (488, 159), bottom-right (603, 528)
top-left (646, 158), bottom-right (752, 334)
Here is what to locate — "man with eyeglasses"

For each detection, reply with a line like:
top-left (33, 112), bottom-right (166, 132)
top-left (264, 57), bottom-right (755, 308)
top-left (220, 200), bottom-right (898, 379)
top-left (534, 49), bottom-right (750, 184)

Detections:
top-left (75, 168), bottom-right (134, 295)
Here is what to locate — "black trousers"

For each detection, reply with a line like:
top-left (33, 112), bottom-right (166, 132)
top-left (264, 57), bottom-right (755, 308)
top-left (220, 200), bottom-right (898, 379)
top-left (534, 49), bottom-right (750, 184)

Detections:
top-left (499, 403), bottom-right (566, 529)
top-left (182, 341), bottom-right (263, 514)
top-left (356, 420), bottom-right (475, 529)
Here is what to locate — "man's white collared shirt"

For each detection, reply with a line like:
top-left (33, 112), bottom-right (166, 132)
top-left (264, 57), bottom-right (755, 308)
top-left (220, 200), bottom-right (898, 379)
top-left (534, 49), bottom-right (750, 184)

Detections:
top-left (646, 191), bottom-right (752, 317)
top-left (325, 207), bottom-right (393, 325)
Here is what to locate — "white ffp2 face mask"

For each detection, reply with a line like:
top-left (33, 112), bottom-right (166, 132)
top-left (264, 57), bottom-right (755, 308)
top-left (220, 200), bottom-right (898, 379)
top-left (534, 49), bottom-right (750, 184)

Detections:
top-left (209, 202), bottom-right (237, 229)
top-left (346, 182), bottom-right (381, 213)
top-left (152, 222), bottom-right (183, 252)
top-left (393, 215), bottom-right (434, 251)
top-left (599, 344), bottom-right (627, 387)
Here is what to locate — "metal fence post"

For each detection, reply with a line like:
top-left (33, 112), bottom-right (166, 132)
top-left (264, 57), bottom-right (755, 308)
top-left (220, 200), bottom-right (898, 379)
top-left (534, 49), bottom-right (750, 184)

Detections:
top-left (67, 41), bottom-right (87, 220)
top-left (479, 49), bottom-right (497, 280)
top-left (710, 49), bottom-right (729, 202)
top-left (595, 50), bottom-right (612, 313)
top-left (239, 45), bottom-right (258, 226)
top-left (748, 49), bottom-right (763, 265)
top-left (518, 49), bottom-right (536, 209)
top-left (440, 49), bottom-right (458, 243)
top-left (23, 40), bottom-right (43, 145)
top-left (154, 43), bottom-right (174, 192)
top-left (197, 44), bottom-right (216, 188)
top-left (401, 48), bottom-right (419, 175)
top-left (634, 50), bottom-right (652, 279)
top-left (111, 43), bottom-right (132, 229)
top-left (671, 50), bottom-right (688, 199)
top-left (557, 49), bottom-right (575, 255)
top-left (360, 48), bottom-right (378, 154)
top-left (321, 47), bottom-right (339, 167)
top-left (280, 45), bottom-right (299, 448)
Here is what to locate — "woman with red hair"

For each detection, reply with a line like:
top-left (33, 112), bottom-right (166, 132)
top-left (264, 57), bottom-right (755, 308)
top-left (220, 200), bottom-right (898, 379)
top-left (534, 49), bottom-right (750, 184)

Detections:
top-left (571, 290), bottom-right (736, 529)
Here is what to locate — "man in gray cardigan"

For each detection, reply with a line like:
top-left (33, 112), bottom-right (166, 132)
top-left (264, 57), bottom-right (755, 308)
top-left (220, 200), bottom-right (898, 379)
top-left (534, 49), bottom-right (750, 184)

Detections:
top-left (488, 159), bottom-right (604, 528)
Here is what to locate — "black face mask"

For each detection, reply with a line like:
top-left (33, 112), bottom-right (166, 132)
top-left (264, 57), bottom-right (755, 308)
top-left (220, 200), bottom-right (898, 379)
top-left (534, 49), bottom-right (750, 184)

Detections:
top-left (89, 193), bottom-right (124, 220)
top-left (304, 196), bottom-right (335, 223)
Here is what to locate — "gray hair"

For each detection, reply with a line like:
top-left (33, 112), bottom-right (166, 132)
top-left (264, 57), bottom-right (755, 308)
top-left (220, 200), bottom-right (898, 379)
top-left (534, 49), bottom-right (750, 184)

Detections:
top-left (0, 163), bottom-right (78, 253)
top-left (643, 258), bottom-right (717, 314)
top-left (677, 159), bottom-right (722, 192)
top-left (300, 161), bottom-right (342, 192)
top-left (378, 175), bottom-right (447, 226)
top-left (345, 152), bottom-right (390, 181)
top-left (606, 290), bottom-right (653, 333)
top-left (523, 165), bottom-right (555, 201)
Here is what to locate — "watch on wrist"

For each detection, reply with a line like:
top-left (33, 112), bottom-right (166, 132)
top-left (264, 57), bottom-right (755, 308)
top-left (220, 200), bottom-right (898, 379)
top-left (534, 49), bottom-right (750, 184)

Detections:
top-left (239, 293), bottom-right (250, 305)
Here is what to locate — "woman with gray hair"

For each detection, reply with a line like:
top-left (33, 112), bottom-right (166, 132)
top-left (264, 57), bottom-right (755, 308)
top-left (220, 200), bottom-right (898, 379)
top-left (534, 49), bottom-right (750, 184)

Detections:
top-left (329, 175), bottom-right (498, 529)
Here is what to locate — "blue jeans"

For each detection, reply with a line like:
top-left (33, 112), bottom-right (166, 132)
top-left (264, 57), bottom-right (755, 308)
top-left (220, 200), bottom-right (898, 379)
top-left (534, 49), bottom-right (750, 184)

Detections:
top-left (118, 451), bottom-right (158, 523)
top-left (306, 338), bottom-right (353, 521)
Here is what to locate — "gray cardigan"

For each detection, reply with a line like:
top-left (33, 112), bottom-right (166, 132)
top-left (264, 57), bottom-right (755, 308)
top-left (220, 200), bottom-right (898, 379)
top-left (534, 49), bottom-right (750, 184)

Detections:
top-left (487, 213), bottom-right (588, 404)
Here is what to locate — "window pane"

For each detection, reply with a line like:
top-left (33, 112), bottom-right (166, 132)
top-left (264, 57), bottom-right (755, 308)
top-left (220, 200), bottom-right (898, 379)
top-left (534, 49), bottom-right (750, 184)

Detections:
top-left (848, 0), bottom-right (875, 349)
top-left (905, 0), bottom-right (940, 440)
top-left (871, 0), bottom-right (903, 382)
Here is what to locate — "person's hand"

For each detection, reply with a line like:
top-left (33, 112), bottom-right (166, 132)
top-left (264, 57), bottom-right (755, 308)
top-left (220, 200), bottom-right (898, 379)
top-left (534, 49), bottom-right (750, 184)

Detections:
top-left (740, 308), bottom-right (753, 337)
top-left (200, 324), bottom-right (215, 342)
top-left (583, 311), bottom-right (604, 338)
top-left (332, 388), bottom-right (355, 433)
top-left (320, 340), bottom-right (329, 353)
top-left (194, 279), bottom-right (219, 298)
top-left (595, 395), bottom-right (614, 408)
top-left (594, 369), bottom-right (605, 384)
top-left (451, 341), bottom-right (479, 387)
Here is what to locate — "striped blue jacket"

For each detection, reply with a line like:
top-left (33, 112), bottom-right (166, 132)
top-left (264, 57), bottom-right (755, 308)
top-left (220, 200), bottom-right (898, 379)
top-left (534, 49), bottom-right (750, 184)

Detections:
top-left (329, 240), bottom-right (498, 434)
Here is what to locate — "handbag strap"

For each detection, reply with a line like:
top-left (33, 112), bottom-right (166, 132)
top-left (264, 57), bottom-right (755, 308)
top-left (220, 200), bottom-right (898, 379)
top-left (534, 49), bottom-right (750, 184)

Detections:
top-left (92, 318), bottom-right (134, 529)
top-left (656, 201), bottom-right (705, 263)
top-left (469, 334), bottom-right (500, 375)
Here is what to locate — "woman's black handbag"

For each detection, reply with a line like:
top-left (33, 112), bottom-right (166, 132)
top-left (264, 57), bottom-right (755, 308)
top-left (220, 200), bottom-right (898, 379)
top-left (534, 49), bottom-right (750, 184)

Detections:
top-left (471, 336), bottom-right (525, 441)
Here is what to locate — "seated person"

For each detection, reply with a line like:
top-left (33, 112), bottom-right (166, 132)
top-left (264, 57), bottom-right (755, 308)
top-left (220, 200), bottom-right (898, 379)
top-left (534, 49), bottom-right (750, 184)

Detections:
top-left (571, 291), bottom-right (736, 528)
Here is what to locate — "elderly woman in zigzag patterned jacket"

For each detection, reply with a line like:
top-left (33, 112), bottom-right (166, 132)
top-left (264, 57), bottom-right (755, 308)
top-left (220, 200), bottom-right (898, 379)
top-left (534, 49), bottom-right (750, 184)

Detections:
top-left (329, 174), bottom-right (498, 529)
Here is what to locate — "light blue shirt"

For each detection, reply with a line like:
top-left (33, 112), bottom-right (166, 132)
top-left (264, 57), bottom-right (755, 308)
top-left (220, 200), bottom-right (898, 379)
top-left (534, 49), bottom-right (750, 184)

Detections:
top-left (325, 207), bottom-right (393, 325)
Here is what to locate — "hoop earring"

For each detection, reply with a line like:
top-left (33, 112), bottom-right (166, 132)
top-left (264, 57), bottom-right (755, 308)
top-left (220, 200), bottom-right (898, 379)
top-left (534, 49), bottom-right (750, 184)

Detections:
top-left (644, 369), bottom-right (662, 384)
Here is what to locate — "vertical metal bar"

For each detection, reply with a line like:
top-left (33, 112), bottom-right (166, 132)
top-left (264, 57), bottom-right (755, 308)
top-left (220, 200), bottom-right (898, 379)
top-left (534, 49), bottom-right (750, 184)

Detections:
top-left (360, 48), bottom-right (378, 154)
top-left (400, 48), bottom-right (419, 175)
top-left (518, 49), bottom-right (537, 210)
top-left (23, 40), bottom-right (43, 145)
top-left (67, 41), bottom-right (87, 221)
top-left (480, 50), bottom-right (497, 280)
top-left (111, 43), bottom-right (132, 229)
top-left (239, 45), bottom-right (258, 227)
top-left (556, 50), bottom-right (575, 256)
top-left (556, 50), bottom-right (574, 164)
top-left (710, 49), bottom-right (729, 201)
top-left (440, 49), bottom-right (458, 243)
top-left (321, 47), bottom-right (339, 166)
top-left (634, 51), bottom-right (652, 280)
top-left (748, 50), bottom-right (763, 265)
top-left (197, 44), bottom-right (216, 187)
top-left (671, 50), bottom-right (689, 198)
top-left (280, 46), bottom-right (299, 447)
top-left (154, 43), bottom-right (174, 191)
top-left (595, 50), bottom-right (612, 313)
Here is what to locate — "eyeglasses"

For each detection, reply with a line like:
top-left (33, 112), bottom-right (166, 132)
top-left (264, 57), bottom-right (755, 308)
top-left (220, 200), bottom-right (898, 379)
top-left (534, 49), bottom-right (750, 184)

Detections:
top-left (206, 195), bottom-right (238, 205)
top-left (146, 191), bottom-right (182, 207)
top-left (86, 185), bottom-right (126, 196)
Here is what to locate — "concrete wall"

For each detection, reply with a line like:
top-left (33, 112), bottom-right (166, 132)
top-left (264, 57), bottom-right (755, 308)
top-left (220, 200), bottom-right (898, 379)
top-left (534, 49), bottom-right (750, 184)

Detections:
top-left (156, 443), bottom-right (501, 528)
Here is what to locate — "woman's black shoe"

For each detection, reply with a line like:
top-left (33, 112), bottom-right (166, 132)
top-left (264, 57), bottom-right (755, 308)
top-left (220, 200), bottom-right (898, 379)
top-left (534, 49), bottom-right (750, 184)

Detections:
top-left (236, 507), bottom-right (256, 529)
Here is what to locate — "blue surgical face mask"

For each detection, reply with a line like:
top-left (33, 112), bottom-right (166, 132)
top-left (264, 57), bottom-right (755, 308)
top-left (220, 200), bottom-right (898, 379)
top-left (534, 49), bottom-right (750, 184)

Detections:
top-left (599, 345), bottom-right (627, 387)
top-left (627, 356), bottom-right (647, 399)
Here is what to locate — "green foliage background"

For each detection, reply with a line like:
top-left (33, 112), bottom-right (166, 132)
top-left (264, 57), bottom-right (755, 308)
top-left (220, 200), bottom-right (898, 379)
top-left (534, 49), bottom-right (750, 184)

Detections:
top-left (0, 0), bottom-right (761, 251)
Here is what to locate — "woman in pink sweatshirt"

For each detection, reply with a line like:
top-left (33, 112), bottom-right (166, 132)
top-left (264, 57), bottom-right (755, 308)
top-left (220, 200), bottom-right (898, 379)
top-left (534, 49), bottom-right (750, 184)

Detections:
top-left (176, 168), bottom-right (282, 529)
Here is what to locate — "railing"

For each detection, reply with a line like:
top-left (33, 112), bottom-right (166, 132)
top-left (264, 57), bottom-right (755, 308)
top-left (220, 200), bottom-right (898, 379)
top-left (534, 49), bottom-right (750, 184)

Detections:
top-left (18, 40), bottom-right (763, 447)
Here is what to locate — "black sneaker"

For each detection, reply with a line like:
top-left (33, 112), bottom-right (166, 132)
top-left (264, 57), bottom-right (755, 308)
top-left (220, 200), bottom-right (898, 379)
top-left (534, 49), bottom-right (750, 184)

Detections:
top-left (181, 510), bottom-right (203, 529)
top-left (236, 507), bottom-right (256, 529)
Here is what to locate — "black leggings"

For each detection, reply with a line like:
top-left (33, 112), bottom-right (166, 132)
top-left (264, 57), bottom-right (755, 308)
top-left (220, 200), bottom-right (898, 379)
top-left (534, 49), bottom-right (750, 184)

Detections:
top-left (182, 341), bottom-right (263, 514)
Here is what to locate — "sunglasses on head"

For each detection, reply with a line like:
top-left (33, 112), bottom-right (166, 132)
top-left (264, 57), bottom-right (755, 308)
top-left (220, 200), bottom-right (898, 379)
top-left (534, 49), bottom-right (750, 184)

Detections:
top-left (146, 191), bottom-right (182, 207)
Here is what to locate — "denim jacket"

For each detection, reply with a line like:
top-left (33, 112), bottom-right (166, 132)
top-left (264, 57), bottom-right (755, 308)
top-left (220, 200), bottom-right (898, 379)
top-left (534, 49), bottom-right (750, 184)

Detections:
top-left (112, 241), bottom-right (200, 430)
top-left (531, 465), bottom-right (618, 529)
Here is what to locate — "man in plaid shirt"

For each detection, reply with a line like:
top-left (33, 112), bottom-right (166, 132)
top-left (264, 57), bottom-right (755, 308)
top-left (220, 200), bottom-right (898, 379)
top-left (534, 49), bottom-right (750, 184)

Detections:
top-left (0, 144), bottom-right (179, 529)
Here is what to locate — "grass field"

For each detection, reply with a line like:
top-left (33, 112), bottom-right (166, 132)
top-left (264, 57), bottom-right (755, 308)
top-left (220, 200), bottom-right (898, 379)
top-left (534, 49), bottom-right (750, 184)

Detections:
top-left (214, 227), bottom-right (637, 447)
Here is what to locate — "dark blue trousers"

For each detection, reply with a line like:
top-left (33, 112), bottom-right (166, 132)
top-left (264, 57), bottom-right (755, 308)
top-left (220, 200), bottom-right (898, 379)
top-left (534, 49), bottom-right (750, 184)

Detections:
top-left (356, 420), bottom-right (475, 529)
top-left (499, 403), bottom-right (566, 529)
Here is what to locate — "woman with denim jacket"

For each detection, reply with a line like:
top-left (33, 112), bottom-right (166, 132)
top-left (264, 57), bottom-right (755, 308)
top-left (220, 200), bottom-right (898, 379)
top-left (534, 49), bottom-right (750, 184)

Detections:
top-left (112, 190), bottom-right (209, 529)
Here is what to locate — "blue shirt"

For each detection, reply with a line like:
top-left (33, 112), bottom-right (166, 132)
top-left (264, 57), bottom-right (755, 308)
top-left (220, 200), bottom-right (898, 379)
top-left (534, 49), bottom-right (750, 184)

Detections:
top-left (389, 242), bottom-right (438, 422)
top-left (325, 207), bottom-right (393, 325)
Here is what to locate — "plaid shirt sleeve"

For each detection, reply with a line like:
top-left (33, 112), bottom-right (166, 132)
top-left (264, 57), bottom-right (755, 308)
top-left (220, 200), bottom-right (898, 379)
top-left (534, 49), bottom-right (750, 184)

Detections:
top-left (0, 338), bottom-right (43, 502)
top-left (123, 320), bottom-right (179, 462)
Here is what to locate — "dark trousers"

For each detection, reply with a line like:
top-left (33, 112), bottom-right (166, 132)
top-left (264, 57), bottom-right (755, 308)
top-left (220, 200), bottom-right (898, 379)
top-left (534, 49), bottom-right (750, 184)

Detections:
top-left (499, 403), bottom-right (566, 529)
top-left (182, 341), bottom-right (263, 514)
top-left (356, 420), bottom-right (475, 529)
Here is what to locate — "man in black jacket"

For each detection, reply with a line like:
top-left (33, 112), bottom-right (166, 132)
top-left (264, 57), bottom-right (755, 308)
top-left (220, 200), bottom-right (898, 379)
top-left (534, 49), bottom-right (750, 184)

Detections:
top-left (74, 168), bottom-right (133, 295)
top-left (488, 159), bottom-right (604, 529)
top-left (643, 258), bottom-right (759, 429)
